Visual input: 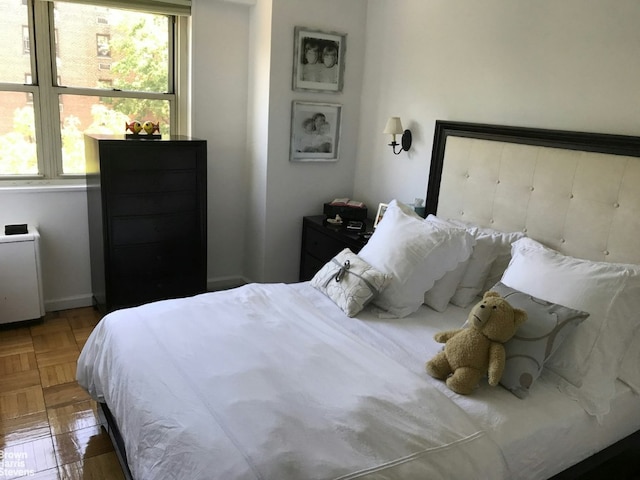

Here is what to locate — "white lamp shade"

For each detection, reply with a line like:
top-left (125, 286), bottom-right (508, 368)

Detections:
top-left (383, 116), bottom-right (404, 135)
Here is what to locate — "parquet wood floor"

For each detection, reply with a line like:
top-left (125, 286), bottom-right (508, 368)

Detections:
top-left (0, 307), bottom-right (125, 479)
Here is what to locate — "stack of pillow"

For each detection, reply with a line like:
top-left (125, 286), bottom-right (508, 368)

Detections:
top-left (312, 199), bottom-right (476, 318)
top-left (311, 199), bottom-right (640, 416)
top-left (499, 237), bottom-right (640, 417)
top-left (312, 199), bottom-right (524, 318)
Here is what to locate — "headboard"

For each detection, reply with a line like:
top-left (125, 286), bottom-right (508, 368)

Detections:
top-left (426, 121), bottom-right (640, 264)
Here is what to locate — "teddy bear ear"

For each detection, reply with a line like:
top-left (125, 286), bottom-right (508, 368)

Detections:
top-left (514, 308), bottom-right (528, 326)
top-left (483, 291), bottom-right (501, 299)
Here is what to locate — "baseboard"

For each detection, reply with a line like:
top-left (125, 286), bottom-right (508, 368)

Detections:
top-left (44, 278), bottom-right (252, 313)
top-left (207, 275), bottom-right (250, 292)
top-left (45, 294), bottom-right (94, 312)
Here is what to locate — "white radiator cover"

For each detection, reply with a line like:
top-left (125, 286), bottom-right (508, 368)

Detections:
top-left (0, 225), bottom-right (45, 324)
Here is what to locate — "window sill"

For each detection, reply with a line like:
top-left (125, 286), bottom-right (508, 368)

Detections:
top-left (0, 182), bottom-right (87, 193)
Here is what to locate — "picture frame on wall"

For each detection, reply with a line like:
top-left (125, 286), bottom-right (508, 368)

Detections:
top-left (292, 26), bottom-right (346, 93)
top-left (290, 101), bottom-right (342, 162)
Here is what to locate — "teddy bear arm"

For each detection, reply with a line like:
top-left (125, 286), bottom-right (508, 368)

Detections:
top-left (434, 329), bottom-right (463, 343)
top-left (487, 343), bottom-right (506, 386)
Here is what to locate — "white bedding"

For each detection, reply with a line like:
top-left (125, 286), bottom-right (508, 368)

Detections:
top-left (77, 282), bottom-right (640, 480)
top-left (77, 282), bottom-right (508, 480)
top-left (291, 283), bottom-right (640, 479)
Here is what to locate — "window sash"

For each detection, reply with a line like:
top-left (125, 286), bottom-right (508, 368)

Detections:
top-left (36, 0), bottom-right (191, 16)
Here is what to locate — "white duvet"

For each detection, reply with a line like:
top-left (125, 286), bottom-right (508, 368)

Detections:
top-left (78, 283), bottom-right (508, 480)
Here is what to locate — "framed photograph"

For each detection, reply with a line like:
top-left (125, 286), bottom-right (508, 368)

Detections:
top-left (374, 203), bottom-right (388, 228)
top-left (290, 101), bottom-right (342, 162)
top-left (292, 27), bottom-right (346, 93)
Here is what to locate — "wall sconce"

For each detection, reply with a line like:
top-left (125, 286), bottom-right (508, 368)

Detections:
top-left (383, 116), bottom-right (412, 155)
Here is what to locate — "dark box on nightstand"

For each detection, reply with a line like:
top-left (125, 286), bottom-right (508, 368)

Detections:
top-left (323, 203), bottom-right (368, 221)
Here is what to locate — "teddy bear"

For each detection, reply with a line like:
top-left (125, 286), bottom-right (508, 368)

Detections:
top-left (425, 291), bottom-right (527, 395)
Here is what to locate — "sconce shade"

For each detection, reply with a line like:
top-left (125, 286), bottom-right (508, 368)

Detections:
top-left (383, 116), bottom-right (404, 135)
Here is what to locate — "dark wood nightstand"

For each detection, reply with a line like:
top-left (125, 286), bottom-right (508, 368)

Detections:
top-left (299, 215), bottom-right (374, 281)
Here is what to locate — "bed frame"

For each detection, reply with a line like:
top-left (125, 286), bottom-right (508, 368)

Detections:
top-left (99, 120), bottom-right (640, 479)
top-left (426, 120), bottom-right (640, 478)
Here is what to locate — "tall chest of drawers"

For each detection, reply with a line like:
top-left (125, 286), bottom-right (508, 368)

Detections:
top-left (85, 134), bottom-right (207, 313)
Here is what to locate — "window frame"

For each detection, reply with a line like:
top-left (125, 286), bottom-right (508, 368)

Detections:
top-left (0, 0), bottom-right (190, 187)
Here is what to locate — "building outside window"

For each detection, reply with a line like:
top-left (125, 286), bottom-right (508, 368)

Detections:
top-left (0, 0), bottom-right (189, 183)
top-left (22, 25), bottom-right (30, 54)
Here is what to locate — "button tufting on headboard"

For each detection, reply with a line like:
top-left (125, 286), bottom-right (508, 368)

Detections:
top-left (427, 121), bottom-right (640, 265)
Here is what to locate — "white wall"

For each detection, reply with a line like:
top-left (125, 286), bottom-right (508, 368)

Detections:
top-left (354, 0), bottom-right (640, 211)
top-left (243, 0), bottom-right (272, 283)
top-left (245, 0), bottom-right (368, 283)
top-left (191, 0), bottom-right (252, 289)
top-left (0, 187), bottom-right (92, 311)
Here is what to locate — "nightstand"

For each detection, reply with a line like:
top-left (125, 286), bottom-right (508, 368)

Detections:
top-left (299, 215), bottom-right (374, 281)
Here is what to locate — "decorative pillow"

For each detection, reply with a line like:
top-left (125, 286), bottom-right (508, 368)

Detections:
top-left (311, 248), bottom-right (391, 317)
top-left (490, 282), bottom-right (589, 399)
top-left (358, 200), bottom-right (474, 318)
top-left (501, 237), bottom-right (640, 416)
top-left (423, 215), bottom-right (475, 312)
top-left (447, 220), bottom-right (524, 308)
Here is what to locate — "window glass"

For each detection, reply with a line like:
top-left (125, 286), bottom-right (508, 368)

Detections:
top-left (53, 3), bottom-right (169, 93)
top-left (0, 92), bottom-right (37, 175)
top-left (0, 0), bottom-right (31, 83)
top-left (59, 94), bottom-right (170, 174)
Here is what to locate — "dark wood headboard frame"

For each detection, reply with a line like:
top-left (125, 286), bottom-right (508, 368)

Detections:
top-left (425, 120), bottom-right (640, 217)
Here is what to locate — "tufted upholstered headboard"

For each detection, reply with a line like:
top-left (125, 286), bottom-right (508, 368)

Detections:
top-left (426, 121), bottom-right (640, 265)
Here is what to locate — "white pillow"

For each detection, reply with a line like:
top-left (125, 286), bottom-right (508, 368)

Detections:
top-left (619, 332), bottom-right (640, 394)
top-left (423, 215), bottom-right (475, 312)
top-left (501, 237), bottom-right (640, 417)
top-left (358, 200), bottom-right (473, 318)
top-left (448, 220), bottom-right (525, 308)
top-left (311, 248), bottom-right (391, 317)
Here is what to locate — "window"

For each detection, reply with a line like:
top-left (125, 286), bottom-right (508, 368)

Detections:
top-left (96, 33), bottom-right (110, 57)
top-left (22, 25), bottom-right (30, 54)
top-left (0, 0), bottom-right (190, 183)
top-left (25, 74), bottom-right (33, 103)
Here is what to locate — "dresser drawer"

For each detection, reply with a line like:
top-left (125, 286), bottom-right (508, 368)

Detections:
top-left (300, 253), bottom-right (326, 282)
top-left (110, 191), bottom-right (197, 216)
top-left (111, 212), bottom-right (198, 245)
top-left (303, 227), bottom-right (347, 263)
top-left (109, 149), bottom-right (198, 172)
top-left (109, 169), bottom-right (197, 194)
top-left (110, 274), bottom-right (203, 308)
top-left (111, 243), bottom-right (199, 278)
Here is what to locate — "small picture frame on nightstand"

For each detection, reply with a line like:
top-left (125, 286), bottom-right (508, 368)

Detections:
top-left (374, 203), bottom-right (388, 228)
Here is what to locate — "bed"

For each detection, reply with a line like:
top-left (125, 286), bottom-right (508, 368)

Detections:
top-left (77, 121), bottom-right (640, 479)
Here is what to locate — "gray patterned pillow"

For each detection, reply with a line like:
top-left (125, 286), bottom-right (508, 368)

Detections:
top-left (311, 249), bottom-right (392, 317)
top-left (491, 282), bottom-right (590, 398)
